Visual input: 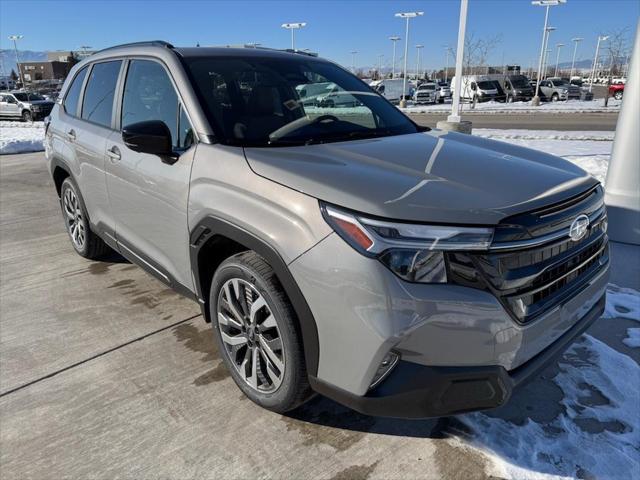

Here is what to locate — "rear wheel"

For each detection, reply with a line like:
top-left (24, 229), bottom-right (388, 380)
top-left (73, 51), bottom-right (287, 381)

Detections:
top-left (210, 251), bottom-right (313, 413)
top-left (60, 177), bottom-right (111, 259)
top-left (21, 110), bottom-right (32, 122)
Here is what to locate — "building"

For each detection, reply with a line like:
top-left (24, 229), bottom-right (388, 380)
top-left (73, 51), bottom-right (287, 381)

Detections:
top-left (18, 61), bottom-right (74, 85)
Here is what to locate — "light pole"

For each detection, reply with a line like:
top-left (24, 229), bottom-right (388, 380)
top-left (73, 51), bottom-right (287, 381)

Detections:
top-left (389, 36), bottom-right (400, 78)
top-left (415, 44), bottom-right (424, 80)
top-left (8, 34), bottom-right (25, 87)
top-left (395, 11), bottom-right (423, 107)
top-left (590, 35), bottom-right (609, 92)
top-left (281, 22), bottom-right (306, 50)
top-left (443, 46), bottom-right (453, 82)
top-left (350, 50), bottom-right (358, 73)
top-left (444, 0), bottom-right (469, 130)
top-left (378, 54), bottom-right (384, 79)
top-left (569, 37), bottom-right (583, 79)
top-left (531, 0), bottom-right (566, 106)
top-left (554, 42), bottom-right (565, 77)
top-left (541, 27), bottom-right (556, 79)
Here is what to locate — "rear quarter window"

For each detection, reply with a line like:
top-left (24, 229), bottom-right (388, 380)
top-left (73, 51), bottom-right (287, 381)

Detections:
top-left (81, 60), bottom-right (122, 128)
top-left (63, 66), bottom-right (88, 116)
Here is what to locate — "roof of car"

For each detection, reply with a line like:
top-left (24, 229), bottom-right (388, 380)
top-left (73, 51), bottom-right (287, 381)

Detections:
top-left (175, 46), bottom-right (323, 60)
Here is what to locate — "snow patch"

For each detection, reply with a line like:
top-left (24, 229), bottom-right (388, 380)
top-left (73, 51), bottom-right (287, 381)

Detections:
top-left (457, 286), bottom-right (640, 480)
top-left (401, 99), bottom-right (622, 114)
top-left (0, 121), bottom-right (45, 155)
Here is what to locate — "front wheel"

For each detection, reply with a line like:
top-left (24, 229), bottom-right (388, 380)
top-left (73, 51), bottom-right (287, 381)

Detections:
top-left (22, 110), bottom-right (33, 122)
top-left (614, 91), bottom-right (623, 100)
top-left (551, 93), bottom-right (559, 102)
top-left (210, 251), bottom-right (313, 413)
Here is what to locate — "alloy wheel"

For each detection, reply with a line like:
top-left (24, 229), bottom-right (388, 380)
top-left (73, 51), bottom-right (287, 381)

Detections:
top-left (63, 187), bottom-right (85, 250)
top-left (217, 278), bottom-right (285, 393)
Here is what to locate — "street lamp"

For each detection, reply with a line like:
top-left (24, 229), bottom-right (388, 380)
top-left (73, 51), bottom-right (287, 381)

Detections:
top-left (554, 42), bottom-right (565, 77)
top-left (395, 11), bottom-right (423, 107)
top-left (531, 0), bottom-right (566, 106)
top-left (378, 54), bottom-right (384, 78)
top-left (8, 34), bottom-right (25, 87)
top-left (389, 36), bottom-right (401, 78)
top-left (281, 22), bottom-right (306, 50)
top-left (590, 35), bottom-right (609, 92)
top-left (569, 37), bottom-right (583, 79)
top-left (541, 26), bottom-right (556, 79)
top-left (350, 50), bottom-right (358, 73)
top-left (415, 44), bottom-right (424, 80)
top-left (443, 46), bottom-right (454, 82)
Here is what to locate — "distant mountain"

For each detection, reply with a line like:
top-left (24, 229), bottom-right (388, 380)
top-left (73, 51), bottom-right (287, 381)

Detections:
top-left (0, 49), bottom-right (47, 76)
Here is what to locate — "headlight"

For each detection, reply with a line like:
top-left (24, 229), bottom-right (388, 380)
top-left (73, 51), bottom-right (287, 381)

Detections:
top-left (321, 204), bottom-right (494, 283)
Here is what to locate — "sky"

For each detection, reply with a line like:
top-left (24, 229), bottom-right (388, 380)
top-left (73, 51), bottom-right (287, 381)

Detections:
top-left (0, 0), bottom-right (638, 71)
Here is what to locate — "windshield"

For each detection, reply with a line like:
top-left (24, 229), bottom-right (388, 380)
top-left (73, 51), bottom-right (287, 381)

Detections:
top-left (553, 80), bottom-right (570, 86)
top-left (13, 92), bottom-right (46, 102)
top-left (419, 84), bottom-right (436, 90)
top-left (509, 76), bottom-right (530, 88)
top-left (185, 56), bottom-right (422, 147)
top-left (476, 81), bottom-right (495, 90)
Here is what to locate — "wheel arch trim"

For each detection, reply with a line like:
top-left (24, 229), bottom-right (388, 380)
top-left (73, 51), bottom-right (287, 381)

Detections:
top-left (189, 216), bottom-right (320, 376)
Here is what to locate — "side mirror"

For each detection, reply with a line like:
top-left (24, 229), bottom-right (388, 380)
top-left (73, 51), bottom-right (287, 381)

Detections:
top-left (122, 120), bottom-right (177, 162)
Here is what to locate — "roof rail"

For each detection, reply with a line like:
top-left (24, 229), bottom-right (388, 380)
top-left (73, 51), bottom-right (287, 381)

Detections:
top-left (284, 49), bottom-right (319, 57)
top-left (96, 41), bottom-right (174, 54)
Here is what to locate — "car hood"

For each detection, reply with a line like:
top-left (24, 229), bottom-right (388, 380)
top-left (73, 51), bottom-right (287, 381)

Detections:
top-left (243, 130), bottom-right (597, 225)
top-left (23, 100), bottom-right (54, 106)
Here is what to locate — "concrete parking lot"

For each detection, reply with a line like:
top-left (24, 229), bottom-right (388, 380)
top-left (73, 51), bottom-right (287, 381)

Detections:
top-left (1, 152), bottom-right (638, 479)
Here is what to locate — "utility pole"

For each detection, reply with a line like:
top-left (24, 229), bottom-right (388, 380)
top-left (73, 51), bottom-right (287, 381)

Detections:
top-left (590, 35), bottom-right (609, 92)
top-left (281, 22), bottom-right (306, 50)
top-left (395, 11), bottom-right (423, 107)
top-left (415, 44), bottom-right (424, 80)
top-left (569, 37), bottom-right (583, 79)
top-left (8, 35), bottom-right (25, 87)
top-left (531, 0), bottom-right (566, 106)
top-left (389, 36), bottom-right (400, 78)
top-left (554, 43), bottom-right (565, 77)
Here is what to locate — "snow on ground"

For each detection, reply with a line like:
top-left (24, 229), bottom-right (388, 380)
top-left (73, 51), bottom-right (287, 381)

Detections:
top-left (474, 129), bottom-right (612, 183)
top-left (0, 121), bottom-right (45, 155)
top-left (458, 285), bottom-right (640, 480)
top-left (401, 98), bottom-right (622, 114)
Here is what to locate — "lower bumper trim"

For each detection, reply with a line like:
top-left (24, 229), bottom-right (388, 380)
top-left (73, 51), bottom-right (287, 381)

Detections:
top-left (310, 294), bottom-right (605, 419)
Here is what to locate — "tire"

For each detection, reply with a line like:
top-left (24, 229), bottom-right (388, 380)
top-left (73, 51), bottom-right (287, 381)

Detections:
top-left (438, 98), bottom-right (444, 104)
top-left (210, 251), bottom-right (313, 413)
top-left (60, 177), bottom-right (111, 259)
top-left (614, 91), bottom-right (623, 100)
top-left (507, 95), bottom-right (514, 103)
top-left (22, 110), bottom-right (32, 122)
top-left (551, 93), bottom-right (559, 102)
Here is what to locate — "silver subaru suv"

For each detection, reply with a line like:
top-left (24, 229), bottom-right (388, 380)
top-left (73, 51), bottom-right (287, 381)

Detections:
top-left (45, 41), bottom-right (609, 418)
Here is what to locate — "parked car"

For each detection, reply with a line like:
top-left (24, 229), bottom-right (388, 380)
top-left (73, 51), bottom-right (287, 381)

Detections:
top-left (450, 75), bottom-right (499, 102)
top-left (611, 77), bottom-right (626, 85)
top-left (0, 91), bottom-right (55, 121)
top-left (370, 78), bottom-right (413, 103)
top-left (538, 78), bottom-right (569, 102)
top-left (413, 82), bottom-right (438, 104)
top-left (609, 83), bottom-right (624, 100)
top-left (46, 41), bottom-right (610, 419)
top-left (484, 74), bottom-right (534, 102)
top-left (437, 81), bottom-right (451, 103)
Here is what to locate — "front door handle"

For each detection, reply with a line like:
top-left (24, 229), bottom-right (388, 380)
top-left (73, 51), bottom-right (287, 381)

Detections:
top-left (66, 129), bottom-right (76, 141)
top-left (106, 146), bottom-right (121, 161)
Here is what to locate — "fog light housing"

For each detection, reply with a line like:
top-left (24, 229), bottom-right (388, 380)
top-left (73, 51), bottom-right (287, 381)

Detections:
top-left (369, 351), bottom-right (400, 390)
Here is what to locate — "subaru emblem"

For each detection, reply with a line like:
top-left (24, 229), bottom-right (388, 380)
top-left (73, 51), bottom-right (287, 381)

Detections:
top-left (569, 214), bottom-right (590, 242)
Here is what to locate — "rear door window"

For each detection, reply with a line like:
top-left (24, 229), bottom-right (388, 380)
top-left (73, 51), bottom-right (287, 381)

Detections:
top-left (63, 66), bottom-right (88, 116)
top-left (81, 60), bottom-right (122, 128)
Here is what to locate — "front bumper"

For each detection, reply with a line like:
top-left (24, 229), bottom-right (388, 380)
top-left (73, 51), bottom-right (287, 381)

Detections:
top-left (310, 294), bottom-right (605, 418)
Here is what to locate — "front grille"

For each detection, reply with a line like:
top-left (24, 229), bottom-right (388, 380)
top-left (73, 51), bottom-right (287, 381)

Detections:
top-left (448, 185), bottom-right (609, 324)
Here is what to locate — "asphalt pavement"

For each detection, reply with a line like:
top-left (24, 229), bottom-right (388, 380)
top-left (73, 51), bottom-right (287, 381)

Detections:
top-left (0, 152), bottom-right (637, 479)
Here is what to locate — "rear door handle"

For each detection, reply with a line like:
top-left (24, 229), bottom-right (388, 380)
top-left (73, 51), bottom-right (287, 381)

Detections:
top-left (66, 129), bottom-right (76, 141)
top-left (106, 146), bottom-right (121, 161)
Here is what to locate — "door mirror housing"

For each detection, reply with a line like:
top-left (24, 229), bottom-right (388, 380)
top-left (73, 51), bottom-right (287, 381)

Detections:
top-left (122, 120), bottom-right (177, 161)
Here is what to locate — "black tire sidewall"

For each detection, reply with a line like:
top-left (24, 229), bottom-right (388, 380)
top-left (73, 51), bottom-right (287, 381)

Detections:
top-left (22, 110), bottom-right (32, 122)
top-left (209, 257), bottom-right (305, 411)
top-left (60, 177), bottom-right (90, 257)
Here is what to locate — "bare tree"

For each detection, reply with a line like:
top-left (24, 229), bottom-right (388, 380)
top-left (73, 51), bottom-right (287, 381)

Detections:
top-left (606, 27), bottom-right (631, 77)
top-left (457, 33), bottom-right (502, 110)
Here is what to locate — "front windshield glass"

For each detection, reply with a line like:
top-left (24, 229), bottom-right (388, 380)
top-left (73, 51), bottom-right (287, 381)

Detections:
top-left (185, 56), bottom-right (422, 147)
top-left (553, 80), bottom-right (569, 86)
top-left (476, 81), bottom-right (495, 90)
top-left (419, 84), bottom-right (436, 90)
top-left (509, 76), bottom-right (529, 88)
top-left (13, 92), bottom-right (45, 101)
